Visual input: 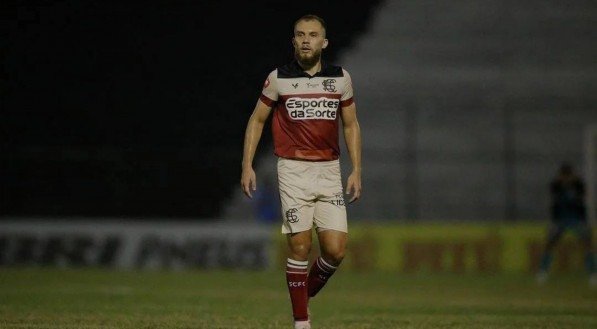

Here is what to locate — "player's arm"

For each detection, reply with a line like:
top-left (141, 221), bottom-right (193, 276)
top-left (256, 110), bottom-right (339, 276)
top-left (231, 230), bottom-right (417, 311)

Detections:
top-left (241, 99), bottom-right (273, 198)
top-left (341, 103), bottom-right (362, 203)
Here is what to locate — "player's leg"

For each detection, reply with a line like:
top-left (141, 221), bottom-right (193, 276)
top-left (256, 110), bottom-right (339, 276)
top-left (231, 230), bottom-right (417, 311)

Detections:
top-left (277, 157), bottom-right (317, 327)
top-left (537, 222), bottom-right (565, 282)
top-left (309, 159), bottom-right (347, 298)
top-left (284, 220), bottom-right (314, 328)
top-left (286, 230), bottom-right (313, 325)
top-left (308, 228), bottom-right (347, 298)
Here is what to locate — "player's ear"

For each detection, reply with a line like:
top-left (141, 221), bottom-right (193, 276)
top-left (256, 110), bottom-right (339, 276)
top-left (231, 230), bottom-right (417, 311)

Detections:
top-left (322, 38), bottom-right (329, 49)
top-left (292, 37), bottom-right (298, 47)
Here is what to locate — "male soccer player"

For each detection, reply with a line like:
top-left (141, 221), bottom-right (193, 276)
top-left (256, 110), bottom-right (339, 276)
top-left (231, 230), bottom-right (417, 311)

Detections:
top-left (536, 163), bottom-right (596, 286)
top-left (240, 14), bottom-right (362, 329)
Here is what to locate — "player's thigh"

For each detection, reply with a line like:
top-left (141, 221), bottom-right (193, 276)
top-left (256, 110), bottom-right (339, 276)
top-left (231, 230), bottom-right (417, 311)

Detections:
top-left (313, 198), bottom-right (347, 233)
top-left (313, 160), bottom-right (346, 232)
top-left (278, 158), bottom-right (316, 234)
top-left (316, 229), bottom-right (347, 261)
top-left (280, 202), bottom-right (315, 234)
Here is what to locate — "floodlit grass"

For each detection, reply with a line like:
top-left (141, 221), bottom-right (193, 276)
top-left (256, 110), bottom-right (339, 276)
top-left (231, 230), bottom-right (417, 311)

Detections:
top-left (0, 268), bottom-right (595, 328)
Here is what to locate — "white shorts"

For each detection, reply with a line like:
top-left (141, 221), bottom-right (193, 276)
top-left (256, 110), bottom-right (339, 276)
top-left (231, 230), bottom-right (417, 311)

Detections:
top-left (277, 157), bottom-right (347, 234)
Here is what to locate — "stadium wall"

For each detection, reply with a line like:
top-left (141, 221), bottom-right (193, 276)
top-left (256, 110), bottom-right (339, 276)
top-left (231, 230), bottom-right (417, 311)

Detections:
top-left (1, 220), bottom-right (594, 274)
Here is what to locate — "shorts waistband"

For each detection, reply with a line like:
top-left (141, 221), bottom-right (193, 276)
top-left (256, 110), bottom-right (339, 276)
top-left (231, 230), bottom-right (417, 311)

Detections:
top-left (278, 157), bottom-right (340, 167)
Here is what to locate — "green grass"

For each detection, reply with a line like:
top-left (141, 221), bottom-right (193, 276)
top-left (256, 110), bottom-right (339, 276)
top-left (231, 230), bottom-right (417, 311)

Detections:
top-left (0, 268), bottom-right (595, 328)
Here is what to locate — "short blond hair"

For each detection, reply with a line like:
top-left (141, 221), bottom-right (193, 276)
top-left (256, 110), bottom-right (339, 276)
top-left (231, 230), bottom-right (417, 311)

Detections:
top-left (293, 14), bottom-right (327, 36)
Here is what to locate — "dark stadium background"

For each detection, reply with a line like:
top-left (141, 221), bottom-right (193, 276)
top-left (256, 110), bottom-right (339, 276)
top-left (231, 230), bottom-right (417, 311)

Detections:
top-left (5, 1), bottom-right (596, 223)
top-left (2, 2), bottom-right (597, 328)
top-left (2, 1), bottom-right (383, 218)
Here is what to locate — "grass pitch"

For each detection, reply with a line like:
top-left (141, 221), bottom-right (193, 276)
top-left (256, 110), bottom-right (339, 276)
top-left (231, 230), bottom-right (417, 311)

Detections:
top-left (0, 268), bottom-right (595, 328)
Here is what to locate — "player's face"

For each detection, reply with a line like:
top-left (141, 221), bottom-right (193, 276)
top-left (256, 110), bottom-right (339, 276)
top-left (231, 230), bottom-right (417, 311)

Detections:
top-left (293, 20), bottom-right (328, 67)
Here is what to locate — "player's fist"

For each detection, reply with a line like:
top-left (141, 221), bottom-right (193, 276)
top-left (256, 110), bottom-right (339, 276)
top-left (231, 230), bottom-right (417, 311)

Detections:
top-left (345, 171), bottom-right (361, 204)
top-left (241, 167), bottom-right (257, 198)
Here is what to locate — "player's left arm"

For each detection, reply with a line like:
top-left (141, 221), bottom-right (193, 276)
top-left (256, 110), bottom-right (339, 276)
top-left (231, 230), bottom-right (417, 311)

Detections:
top-left (341, 103), bottom-right (362, 204)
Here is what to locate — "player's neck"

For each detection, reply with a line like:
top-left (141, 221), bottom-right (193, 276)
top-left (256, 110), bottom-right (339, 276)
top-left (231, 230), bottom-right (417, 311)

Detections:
top-left (298, 61), bottom-right (322, 77)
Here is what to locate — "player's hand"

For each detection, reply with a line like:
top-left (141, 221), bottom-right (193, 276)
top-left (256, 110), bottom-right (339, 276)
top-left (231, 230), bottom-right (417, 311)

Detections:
top-left (241, 167), bottom-right (257, 198)
top-left (345, 170), bottom-right (361, 204)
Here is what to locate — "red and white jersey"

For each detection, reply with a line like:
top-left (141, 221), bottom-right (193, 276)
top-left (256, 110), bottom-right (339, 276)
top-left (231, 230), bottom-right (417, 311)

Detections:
top-left (259, 60), bottom-right (354, 161)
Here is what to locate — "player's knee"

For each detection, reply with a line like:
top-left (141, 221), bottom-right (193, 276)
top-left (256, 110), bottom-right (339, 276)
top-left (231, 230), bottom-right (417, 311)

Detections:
top-left (323, 248), bottom-right (345, 265)
top-left (289, 243), bottom-right (312, 260)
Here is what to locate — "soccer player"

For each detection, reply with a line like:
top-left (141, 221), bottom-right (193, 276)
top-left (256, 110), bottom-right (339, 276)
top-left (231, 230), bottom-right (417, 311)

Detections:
top-left (536, 163), bottom-right (596, 286)
top-left (240, 14), bottom-right (362, 329)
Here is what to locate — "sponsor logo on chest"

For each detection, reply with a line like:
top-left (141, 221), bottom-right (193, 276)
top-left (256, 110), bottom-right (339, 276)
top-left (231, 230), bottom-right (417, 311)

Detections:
top-left (285, 97), bottom-right (339, 120)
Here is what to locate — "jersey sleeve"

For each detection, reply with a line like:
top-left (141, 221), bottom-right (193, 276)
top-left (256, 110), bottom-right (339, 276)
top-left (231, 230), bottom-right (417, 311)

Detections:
top-left (340, 68), bottom-right (354, 108)
top-left (259, 69), bottom-right (278, 107)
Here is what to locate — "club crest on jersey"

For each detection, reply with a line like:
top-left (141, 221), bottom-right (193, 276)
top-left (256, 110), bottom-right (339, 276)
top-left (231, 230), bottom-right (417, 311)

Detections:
top-left (263, 78), bottom-right (270, 89)
top-left (322, 79), bottom-right (336, 92)
top-left (285, 97), bottom-right (339, 120)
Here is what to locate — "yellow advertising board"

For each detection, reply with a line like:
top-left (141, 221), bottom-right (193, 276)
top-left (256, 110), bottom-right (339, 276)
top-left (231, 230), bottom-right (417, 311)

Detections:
top-left (273, 222), bottom-right (596, 274)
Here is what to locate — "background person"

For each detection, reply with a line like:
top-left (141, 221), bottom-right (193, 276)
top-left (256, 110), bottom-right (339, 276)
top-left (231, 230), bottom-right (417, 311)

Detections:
top-left (536, 163), bottom-right (596, 286)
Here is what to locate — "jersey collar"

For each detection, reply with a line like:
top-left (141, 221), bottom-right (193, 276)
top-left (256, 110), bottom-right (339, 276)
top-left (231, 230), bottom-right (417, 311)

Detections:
top-left (289, 60), bottom-right (333, 78)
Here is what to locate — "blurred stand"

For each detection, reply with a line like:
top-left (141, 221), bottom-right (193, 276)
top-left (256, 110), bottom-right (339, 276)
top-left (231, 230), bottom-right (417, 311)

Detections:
top-left (4, 1), bottom-right (596, 222)
top-left (223, 1), bottom-right (597, 222)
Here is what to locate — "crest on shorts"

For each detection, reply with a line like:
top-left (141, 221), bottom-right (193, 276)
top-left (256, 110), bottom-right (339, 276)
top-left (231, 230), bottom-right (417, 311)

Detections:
top-left (285, 208), bottom-right (299, 223)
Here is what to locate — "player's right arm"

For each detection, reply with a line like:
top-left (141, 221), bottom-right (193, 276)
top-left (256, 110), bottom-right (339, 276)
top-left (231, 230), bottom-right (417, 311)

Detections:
top-left (241, 99), bottom-right (273, 198)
